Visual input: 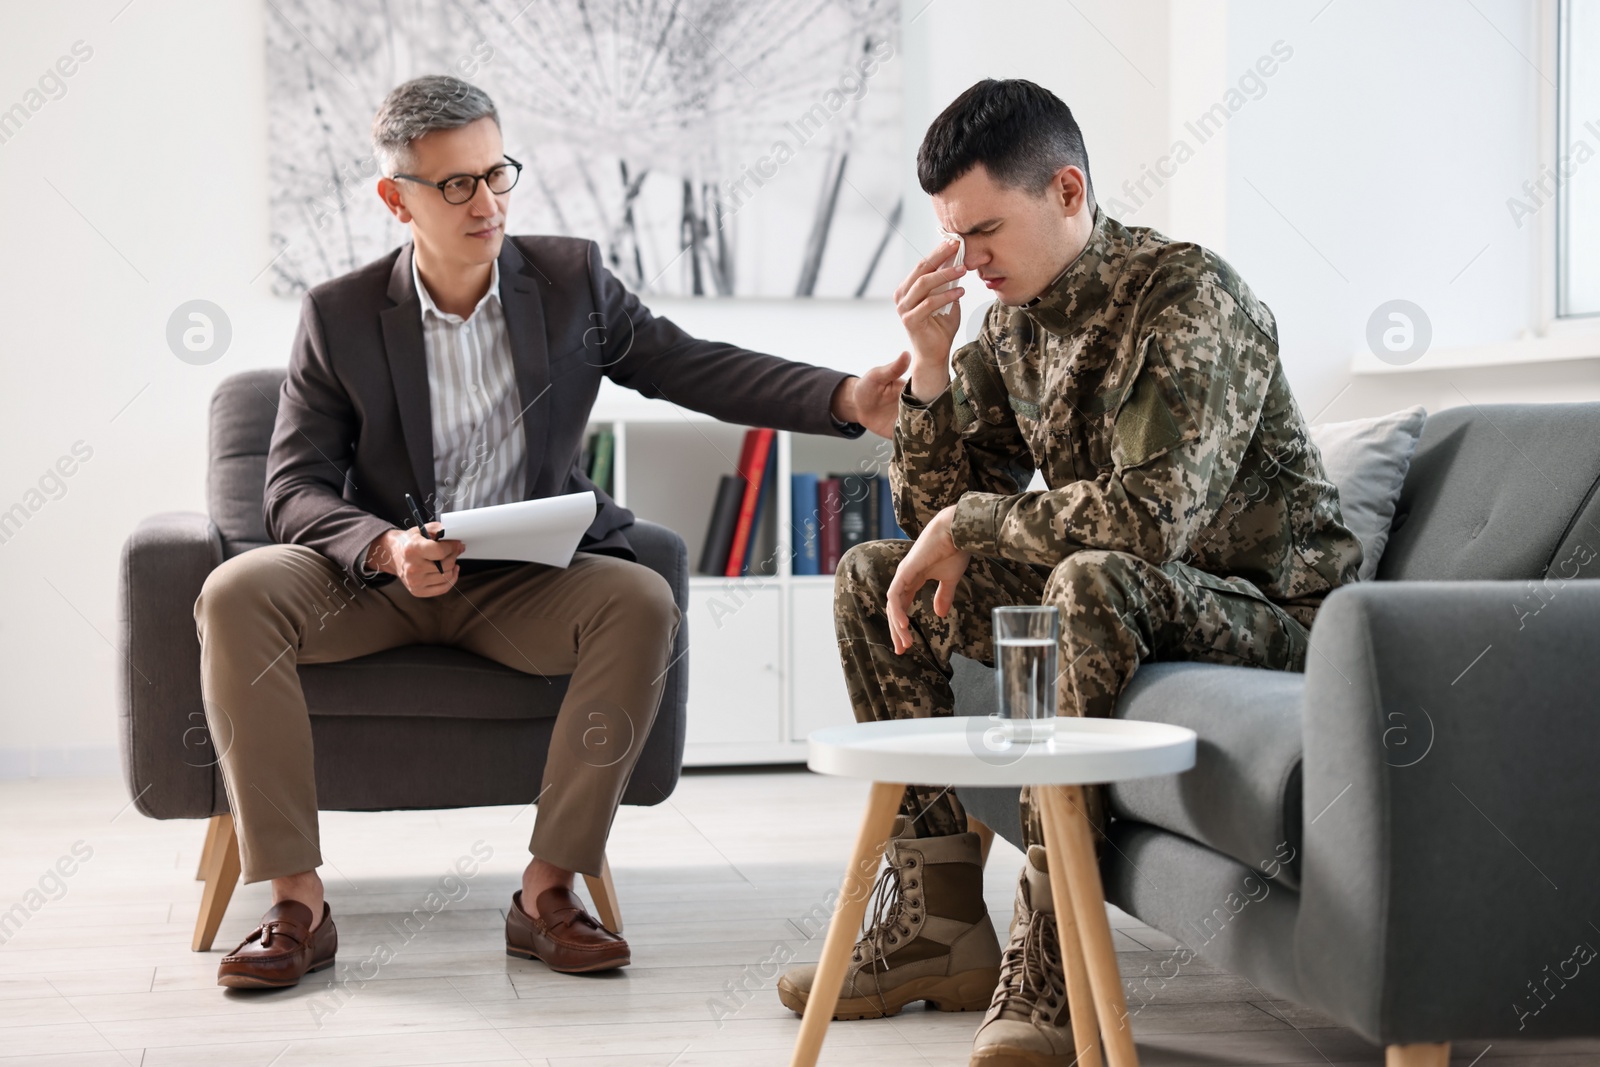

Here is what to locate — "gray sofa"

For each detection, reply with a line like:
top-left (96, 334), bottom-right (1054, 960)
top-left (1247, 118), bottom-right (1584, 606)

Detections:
top-left (117, 368), bottom-right (689, 947)
top-left (954, 401), bottom-right (1600, 1054)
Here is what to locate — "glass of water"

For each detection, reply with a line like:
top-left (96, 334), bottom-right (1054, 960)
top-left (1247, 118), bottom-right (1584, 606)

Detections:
top-left (993, 606), bottom-right (1058, 742)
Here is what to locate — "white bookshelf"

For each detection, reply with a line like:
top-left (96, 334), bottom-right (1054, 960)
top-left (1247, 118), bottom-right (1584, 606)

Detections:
top-left (586, 387), bottom-right (900, 766)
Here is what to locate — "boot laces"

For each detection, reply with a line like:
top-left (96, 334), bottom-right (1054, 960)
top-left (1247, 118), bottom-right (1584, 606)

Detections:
top-left (992, 904), bottom-right (1066, 1023)
top-left (853, 849), bottom-right (918, 966)
top-left (844, 847), bottom-right (924, 1017)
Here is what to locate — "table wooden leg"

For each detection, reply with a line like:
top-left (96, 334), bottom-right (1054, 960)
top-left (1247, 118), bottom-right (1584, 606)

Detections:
top-left (1037, 789), bottom-right (1105, 1067)
top-left (1043, 784), bottom-right (1139, 1067)
top-left (789, 780), bottom-right (904, 1067)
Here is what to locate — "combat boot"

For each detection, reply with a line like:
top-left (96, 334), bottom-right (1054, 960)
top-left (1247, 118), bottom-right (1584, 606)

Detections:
top-left (778, 818), bottom-right (1001, 1019)
top-left (970, 845), bottom-right (1076, 1066)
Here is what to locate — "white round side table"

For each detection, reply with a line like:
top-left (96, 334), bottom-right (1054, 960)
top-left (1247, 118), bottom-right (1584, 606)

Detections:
top-left (789, 715), bottom-right (1197, 1067)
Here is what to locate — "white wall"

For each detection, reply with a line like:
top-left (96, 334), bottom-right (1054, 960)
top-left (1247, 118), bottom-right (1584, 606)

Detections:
top-left (0, 0), bottom-right (1592, 769)
top-left (1220, 0), bottom-right (1597, 420)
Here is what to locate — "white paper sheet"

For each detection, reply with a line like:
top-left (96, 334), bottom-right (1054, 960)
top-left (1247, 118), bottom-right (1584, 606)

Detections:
top-left (437, 491), bottom-right (598, 567)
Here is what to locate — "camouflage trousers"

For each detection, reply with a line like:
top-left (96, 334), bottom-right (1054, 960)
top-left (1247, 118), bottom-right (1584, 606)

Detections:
top-left (834, 541), bottom-right (1312, 850)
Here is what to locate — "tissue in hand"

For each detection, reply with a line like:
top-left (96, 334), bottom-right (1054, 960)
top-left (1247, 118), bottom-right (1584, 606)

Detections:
top-left (932, 235), bottom-right (964, 318)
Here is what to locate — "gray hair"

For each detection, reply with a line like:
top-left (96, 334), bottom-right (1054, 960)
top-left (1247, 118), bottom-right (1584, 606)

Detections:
top-left (371, 75), bottom-right (499, 177)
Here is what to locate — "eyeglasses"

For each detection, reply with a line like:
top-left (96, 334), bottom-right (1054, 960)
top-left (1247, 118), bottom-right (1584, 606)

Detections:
top-left (392, 155), bottom-right (522, 204)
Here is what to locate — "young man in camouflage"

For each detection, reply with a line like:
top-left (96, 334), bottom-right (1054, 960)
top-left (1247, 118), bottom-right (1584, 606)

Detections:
top-left (778, 80), bottom-right (1363, 1065)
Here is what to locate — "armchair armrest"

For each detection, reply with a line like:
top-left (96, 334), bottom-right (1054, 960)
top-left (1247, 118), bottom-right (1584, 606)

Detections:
top-left (117, 512), bottom-right (224, 820)
top-left (1295, 579), bottom-right (1600, 1044)
top-left (616, 519), bottom-right (688, 804)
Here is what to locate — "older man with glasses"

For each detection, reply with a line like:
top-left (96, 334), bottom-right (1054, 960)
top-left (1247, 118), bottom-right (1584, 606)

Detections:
top-left (194, 74), bottom-right (909, 989)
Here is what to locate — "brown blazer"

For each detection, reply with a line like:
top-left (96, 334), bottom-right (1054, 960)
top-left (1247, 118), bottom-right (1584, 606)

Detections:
top-left (264, 235), bottom-right (859, 585)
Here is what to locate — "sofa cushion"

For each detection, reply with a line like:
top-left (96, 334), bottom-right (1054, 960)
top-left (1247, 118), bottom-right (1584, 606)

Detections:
top-left (300, 645), bottom-right (571, 719)
top-left (1308, 405), bottom-right (1427, 581)
top-left (208, 368), bottom-right (285, 554)
top-left (1106, 661), bottom-right (1305, 890)
top-left (1377, 401), bottom-right (1600, 581)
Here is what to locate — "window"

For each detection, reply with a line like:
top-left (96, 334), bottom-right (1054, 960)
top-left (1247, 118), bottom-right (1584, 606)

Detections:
top-left (1558, 0), bottom-right (1600, 317)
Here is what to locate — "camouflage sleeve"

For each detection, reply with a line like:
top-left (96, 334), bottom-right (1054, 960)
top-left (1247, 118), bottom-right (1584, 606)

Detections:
top-left (949, 270), bottom-right (1272, 567)
top-left (890, 309), bottom-right (1035, 539)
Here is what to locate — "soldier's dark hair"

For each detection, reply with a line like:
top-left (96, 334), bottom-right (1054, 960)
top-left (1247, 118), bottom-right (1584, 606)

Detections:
top-left (917, 79), bottom-right (1094, 210)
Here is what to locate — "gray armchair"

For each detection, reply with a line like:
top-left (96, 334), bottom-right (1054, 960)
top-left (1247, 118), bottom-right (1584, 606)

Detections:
top-left (116, 369), bottom-right (689, 951)
top-left (954, 401), bottom-right (1600, 1063)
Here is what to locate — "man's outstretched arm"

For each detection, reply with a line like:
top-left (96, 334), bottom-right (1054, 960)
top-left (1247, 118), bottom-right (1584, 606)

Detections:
top-left (581, 240), bottom-right (890, 438)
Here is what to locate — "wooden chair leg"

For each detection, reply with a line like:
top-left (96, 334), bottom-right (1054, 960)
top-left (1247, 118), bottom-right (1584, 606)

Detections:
top-left (583, 854), bottom-right (623, 934)
top-left (966, 814), bottom-right (996, 868)
top-left (1386, 1043), bottom-right (1450, 1067)
top-left (195, 812), bottom-right (222, 880)
top-left (192, 813), bottom-right (240, 952)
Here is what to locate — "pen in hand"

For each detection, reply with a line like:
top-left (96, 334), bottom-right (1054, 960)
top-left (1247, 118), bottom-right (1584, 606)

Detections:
top-left (404, 492), bottom-right (445, 574)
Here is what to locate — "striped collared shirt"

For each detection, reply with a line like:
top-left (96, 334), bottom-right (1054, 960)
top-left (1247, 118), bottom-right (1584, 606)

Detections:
top-left (412, 252), bottom-right (527, 514)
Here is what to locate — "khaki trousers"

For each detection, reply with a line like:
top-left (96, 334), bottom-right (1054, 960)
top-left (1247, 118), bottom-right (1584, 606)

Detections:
top-left (192, 544), bottom-right (680, 884)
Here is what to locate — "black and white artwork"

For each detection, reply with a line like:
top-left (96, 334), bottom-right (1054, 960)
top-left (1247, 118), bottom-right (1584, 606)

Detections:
top-left (265, 0), bottom-right (903, 299)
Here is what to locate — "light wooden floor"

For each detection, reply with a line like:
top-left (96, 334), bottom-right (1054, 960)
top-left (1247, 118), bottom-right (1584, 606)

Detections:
top-left (0, 771), bottom-right (1593, 1066)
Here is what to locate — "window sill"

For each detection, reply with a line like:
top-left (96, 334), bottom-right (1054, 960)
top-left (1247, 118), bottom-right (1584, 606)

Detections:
top-left (1350, 329), bottom-right (1600, 374)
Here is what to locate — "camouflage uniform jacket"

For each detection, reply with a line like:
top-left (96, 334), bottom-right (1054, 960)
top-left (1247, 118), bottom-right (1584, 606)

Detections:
top-left (892, 208), bottom-right (1363, 627)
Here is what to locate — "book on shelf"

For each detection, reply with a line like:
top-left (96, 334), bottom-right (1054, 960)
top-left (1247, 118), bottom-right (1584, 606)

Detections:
top-left (725, 428), bottom-right (776, 577)
top-left (698, 474), bottom-right (745, 576)
top-left (790, 472), bottom-right (821, 576)
top-left (817, 477), bottom-right (843, 574)
top-left (581, 428), bottom-right (615, 496)
top-left (835, 473), bottom-right (872, 555)
top-left (738, 443), bottom-right (779, 576)
top-left (695, 428), bottom-right (780, 578)
top-left (795, 472), bottom-right (910, 576)
top-left (697, 445), bottom-right (916, 579)
top-left (590, 429), bottom-right (614, 496)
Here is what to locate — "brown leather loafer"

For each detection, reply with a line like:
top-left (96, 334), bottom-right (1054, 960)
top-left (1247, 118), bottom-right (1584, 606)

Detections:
top-left (217, 900), bottom-right (337, 989)
top-left (505, 888), bottom-right (629, 973)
